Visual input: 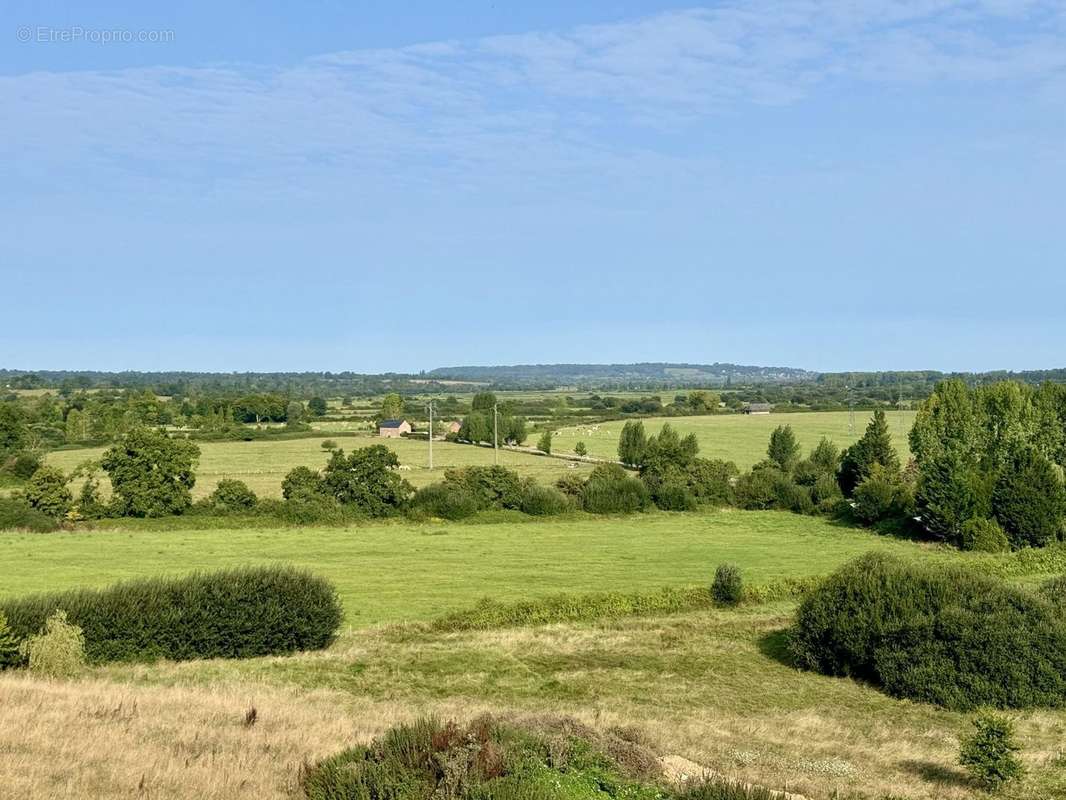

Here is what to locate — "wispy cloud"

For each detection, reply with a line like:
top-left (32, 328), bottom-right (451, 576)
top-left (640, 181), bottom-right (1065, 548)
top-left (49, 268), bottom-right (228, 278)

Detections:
top-left (1, 1), bottom-right (1063, 201)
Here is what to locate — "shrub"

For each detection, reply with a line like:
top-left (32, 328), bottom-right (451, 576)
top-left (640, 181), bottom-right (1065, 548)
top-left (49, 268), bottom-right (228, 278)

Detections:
top-left (7, 451), bottom-right (42, 480)
top-left (537, 430), bottom-right (552, 454)
top-left (653, 481), bottom-right (698, 511)
top-left (0, 565), bottom-right (342, 663)
top-left (442, 466), bottom-right (523, 511)
top-left (960, 517), bottom-right (1010, 553)
top-left (958, 713), bottom-right (1024, 790)
top-left (789, 553), bottom-right (1066, 710)
top-left (0, 496), bottom-right (60, 532)
top-left (772, 475), bottom-right (816, 515)
top-left (916, 451), bottom-right (994, 542)
top-left (519, 483), bottom-right (570, 516)
top-left (0, 610), bottom-right (21, 668)
top-left (574, 441), bottom-right (588, 457)
top-left (100, 428), bottom-right (200, 517)
top-left (20, 610), bottom-right (86, 678)
top-left (685, 458), bottom-right (738, 506)
top-left (278, 493), bottom-right (348, 525)
top-left (23, 465), bottom-right (72, 518)
top-left (733, 466), bottom-right (781, 510)
top-left (852, 464), bottom-right (912, 524)
top-left (411, 482), bottom-right (479, 520)
top-left (73, 475), bottom-right (107, 519)
top-left (712, 564), bottom-right (743, 606)
top-left (209, 478), bottom-right (258, 513)
top-left (321, 445), bottom-right (413, 516)
top-left (812, 473), bottom-right (844, 512)
top-left (1039, 575), bottom-right (1066, 614)
top-left (766, 425), bottom-right (800, 472)
top-left (581, 464), bottom-right (650, 514)
top-left (555, 472), bottom-right (587, 500)
top-left (993, 448), bottom-right (1066, 549)
top-left (282, 465), bottom-right (324, 500)
top-left (320, 439), bottom-right (337, 450)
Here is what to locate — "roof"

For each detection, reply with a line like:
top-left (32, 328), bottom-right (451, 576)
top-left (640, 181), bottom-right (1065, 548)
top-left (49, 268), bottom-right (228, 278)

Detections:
top-left (746, 403), bottom-right (773, 411)
top-left (379, 419), bottom-right (408, 428)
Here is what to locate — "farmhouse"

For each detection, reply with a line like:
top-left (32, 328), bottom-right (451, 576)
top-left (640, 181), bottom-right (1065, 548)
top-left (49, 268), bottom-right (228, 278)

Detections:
top-left (743, 403), bottom-right (773, 415)
top-left (378, 419), bottom-right (411, 438)
top-left (447, 420), bottom-right (462, 434)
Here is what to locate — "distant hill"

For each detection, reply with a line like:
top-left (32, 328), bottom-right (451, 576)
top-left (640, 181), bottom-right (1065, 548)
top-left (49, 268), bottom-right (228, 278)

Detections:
top-left (426, 362), bottom-right (815, 388)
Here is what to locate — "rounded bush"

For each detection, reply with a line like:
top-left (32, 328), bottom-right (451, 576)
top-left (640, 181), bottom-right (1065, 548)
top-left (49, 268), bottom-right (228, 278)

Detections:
top-left (0, 565), bottom-right (342, 663)
top-left (712, 563), bottom-right (743, 606)
top-left (23, 465), bottom-right (72, 518)
top-left (0, 496), bottom-right (59, 532)
top-left (653, 482), bottom-right (698, 511)
top-left (789, 553), bottom-right (1066, 710)
top-left (960, 517), bottom-right (1009, 553)
top-left (581, 466), bottom-right (650, 514)
top-left (519, 483), bottom-right (570, 516)
top-left (208, 478), bottom-right (258, 513)
top-left (7, 451), bottom-right (42, 480)
top-left (411, 483), bottom-right (479, 520)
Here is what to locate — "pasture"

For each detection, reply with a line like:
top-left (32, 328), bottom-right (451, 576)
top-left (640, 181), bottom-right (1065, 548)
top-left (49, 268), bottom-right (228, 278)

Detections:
top-left (3, 509), bottom-right (1066, 800)
top-left (0, 510), bottom-right (938, 626)
top-left (550, 410), bottom-right (917, 469)
top-left (46, 434), bottom-right (595, 498)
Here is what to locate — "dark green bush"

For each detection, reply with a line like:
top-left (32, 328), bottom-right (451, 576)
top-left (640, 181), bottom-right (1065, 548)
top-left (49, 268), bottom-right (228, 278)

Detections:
top-left (581, 464), bottom-right (650, 514)
top-left (960, 517), bottom-right (1010, 553)
top-left (1039, 574), bottom-right (1066, 613)
top-left (0, 610), bottom-right (20, 668)
top-left (852, 465), bottom-right (912, 524)
top-left (653, 481), bottom-right (698, 511)
top-left (519, 483), bottom-right (571, 516)
top-left (7, 451), bottom-right (42, 480)
top-left (208, 478), bottom-right (258, 514)
top-left (277, 494), bottom-right (350, 525)
top-left (958, 713), bottom-right (1024, 790)
top-left (712, 563), bottom-right (743, 606)
top-left (23, 465), bottom-right (72, 518)
top-left (685, 458), bottom-right (738, 506)
top-left (789, 553), bottom-right (1066, 710)
top-left (555, 472), bottom-right (587, 499)
top-left (772, 475), bottom-right (816, 515)
top-left (321, 445), bottom-right (413, 517)
top-left (101, 428), bottom-right (200, 517)
top-left (0, 496), bottom-right (60, 532)
top-left (282, 465), bottom-right (324, 500)
top-left (442, 465), bottom-right (524, 510)
top-left (993, 448), bottom-right (1066, 549)
top-left (0, 565), bottom-right (342, 663)
top-left (411, 482), bottom-right (479, 520)
top-left (733, 466), bottom-right (781, 510)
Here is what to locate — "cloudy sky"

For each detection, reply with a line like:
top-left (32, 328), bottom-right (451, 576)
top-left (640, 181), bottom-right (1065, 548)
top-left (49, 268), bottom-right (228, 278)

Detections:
top-left (3, 1), bottom-right (1064, 373)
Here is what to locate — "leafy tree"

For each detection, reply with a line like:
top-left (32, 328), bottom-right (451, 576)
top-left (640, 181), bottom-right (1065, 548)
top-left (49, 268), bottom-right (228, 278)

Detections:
top-left (909, 379), bottom-right (980, 466)
top-left (285, 400), bottom-right (304, 426)
top-left (23, 466), bottom-right (72, 518)
top-left (992, 448), bottom-right (1066, 549)
top-left (852, 464), bottom-right (913, 525)
top-left (471, 392), bottom-right (497, 412)
top-left (320, 445), bottom-right (412, 516)
top-left (100, 429), bottom-right (200, 517)
top-left (767, 425), bottom-right (801, 472)
top-left (209, 479), bottom-right (258, 513)
top-left (641, 423), bottom-right (698, 476)
top-left (537, 430), bottom-right (552, 454)
top-left (308, 397), bottom-right (328, 417)
top-left (617, 420), bottom-right (647, 467)
top-left (502, 416), bottom-right (527, 445)
top-left (458, 412), bottom-right (491, 444)
top-left (574, 441), bottom-right (588, 457)
top-left (839, 410), bottom-right (900, 496)
top-left (281, 465), bottom-right (324, 500)
top-left (0, 404), bottom-right (27, 456)
top-left (809, 437), bottom-right (840, 475)
top-left (686, 390), bottom-right (719, 414)
top-left (685, 458), bottom-right (739, 506)
top-left (380, 393), bottom-right (404, 420)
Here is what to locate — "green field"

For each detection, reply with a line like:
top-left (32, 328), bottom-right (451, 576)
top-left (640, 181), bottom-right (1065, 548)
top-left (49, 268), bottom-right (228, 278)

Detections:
top-left (0, 509), bottom-right (1003, 627)
top-left (550, 410), bottom-right (917, 468)
top-left (46, 434), bottom-right (595, 498)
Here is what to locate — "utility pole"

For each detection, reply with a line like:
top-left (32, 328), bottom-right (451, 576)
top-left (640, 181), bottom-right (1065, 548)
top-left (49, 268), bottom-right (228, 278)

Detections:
top-left (426, 401), bottom-right (435, 470)
top-left (846, 385), bottom-right (854, 436)
top-left (493, 402), bottom-right (499, 465)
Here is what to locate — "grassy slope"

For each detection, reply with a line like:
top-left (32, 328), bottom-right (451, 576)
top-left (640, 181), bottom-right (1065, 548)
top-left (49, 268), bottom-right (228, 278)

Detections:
top-left (0, 510), bottom-right (973, 627)
top-left (46, 434), bottom-right (595, 498)
top-left (550, 410), bottom-right (917, 468)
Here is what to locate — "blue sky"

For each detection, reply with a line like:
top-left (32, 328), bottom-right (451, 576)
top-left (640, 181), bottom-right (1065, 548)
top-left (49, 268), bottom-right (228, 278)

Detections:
top-left (3, 1), bottom-right (1064, 374)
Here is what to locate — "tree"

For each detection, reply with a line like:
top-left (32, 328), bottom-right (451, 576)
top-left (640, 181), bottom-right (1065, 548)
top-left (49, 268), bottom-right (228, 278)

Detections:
top-left (641, 423), bottom-right (698, 476)
top-left (959, 713), bottom-right (1024, 790)
top-left (838, 410), bottom-right (900, 496)
top-left (574, 441), bottom-right (588, 457)
top-left (471, 392), bottom-right (497, 412)
top-left (915, 450), bottom-right (991, 542)
top-left (809, 437), bottom-right (841, 475)
top-left (686, 390), bottom-right (720, 414)
top-left (502, 416), bottom-right (527, 445)
top-left (767, 425), bottom-right (801, 472)
top-left (320, 445), bottom-right (413, 516)
top-left (537, 430), bottom-right (553, 454)
top-left (100, 429), bottom-right (200, 517)
top-left (617, 420), bottom-right (647, 467)
top-left (285, 401), bottom-right (304, 427)
top-left (281, 465), bottom-right (324, 500)
top-left (23, 465), bottom-right (72, 518)
top-left (380, 393), bottom-right (404, 420)
top-left (308, 397), bottom-right (328, 417)
top-left (458, 412), bottom-right (491, 444)
top-left (992, 448), bottom-right (1066, 549)
top-left (0, 403), bottom-right (27, 456)
top-left (909, 379), bottom-right (980, 466)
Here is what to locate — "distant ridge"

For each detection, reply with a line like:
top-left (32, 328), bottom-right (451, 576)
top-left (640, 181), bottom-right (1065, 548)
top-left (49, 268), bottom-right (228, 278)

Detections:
top-left (426, 362), bottom-right (815, 386)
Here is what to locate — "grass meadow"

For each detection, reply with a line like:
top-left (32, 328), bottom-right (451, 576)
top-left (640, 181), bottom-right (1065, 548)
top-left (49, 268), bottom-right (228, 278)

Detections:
top-left (549, 410), bottom-right (917, 469)
top-left (46, 434), bottom-right (596, 498)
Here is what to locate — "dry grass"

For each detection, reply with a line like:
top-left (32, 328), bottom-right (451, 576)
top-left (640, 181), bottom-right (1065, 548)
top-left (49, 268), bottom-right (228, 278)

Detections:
top-left (0, 673), bottom-right (496, 800)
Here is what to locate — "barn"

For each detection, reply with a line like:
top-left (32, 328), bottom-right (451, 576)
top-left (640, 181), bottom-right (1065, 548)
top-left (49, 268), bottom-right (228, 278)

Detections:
top-left (743, 403), bottom-right (773, 415)
top-left (378, 419), bottom-right (412, 438)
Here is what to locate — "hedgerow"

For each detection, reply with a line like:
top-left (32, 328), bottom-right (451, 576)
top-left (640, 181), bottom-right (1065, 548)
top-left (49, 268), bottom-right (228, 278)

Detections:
top-left (789, 552), bottom-right (1066, 710)
top-left (0, 565), bottom-right (342, 663)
